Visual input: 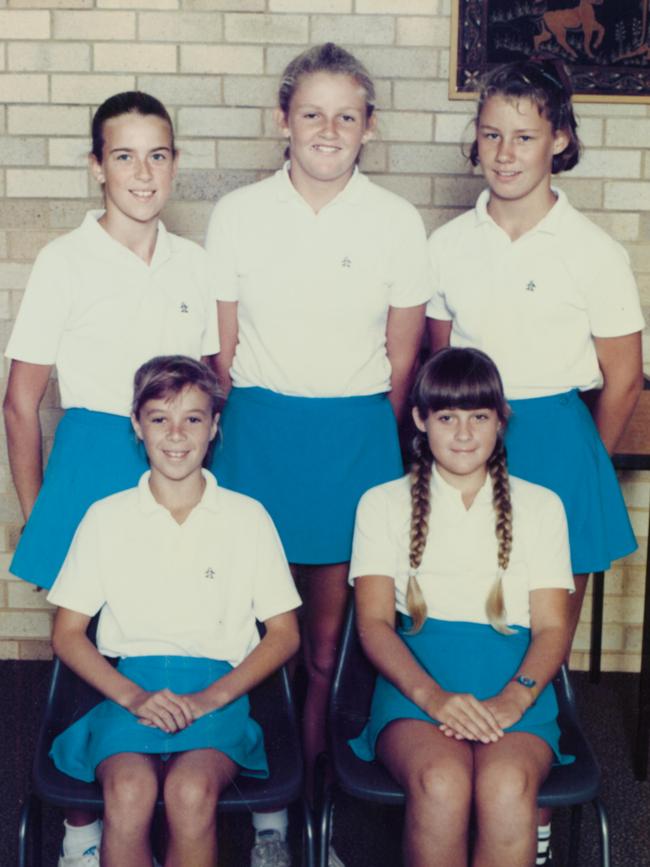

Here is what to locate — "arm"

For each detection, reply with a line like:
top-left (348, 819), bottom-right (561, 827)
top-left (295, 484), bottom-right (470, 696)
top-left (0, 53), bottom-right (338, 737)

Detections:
top-left (427, 318), bottom-right (452, 356)
top-left (482, 588), bottom-right (571, 729)
top-left (386, 305), bottom-right (426, 424)
top-left (3, 360), bottom-right (52, 521)
top-left (52, 607), bottom-right (194, 732)
top-left (183, 610), bottom-right (300, 718)
top-left (215, 300), bottom-right (238, 397)
top-left (355, 574), bottom-right (503, 743)
top-left (592, 332), bottom-right (643, 455)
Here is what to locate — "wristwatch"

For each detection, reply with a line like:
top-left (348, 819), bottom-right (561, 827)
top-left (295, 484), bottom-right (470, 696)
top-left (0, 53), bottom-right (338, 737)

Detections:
top-left (512, 674), bottom-right (538, 703)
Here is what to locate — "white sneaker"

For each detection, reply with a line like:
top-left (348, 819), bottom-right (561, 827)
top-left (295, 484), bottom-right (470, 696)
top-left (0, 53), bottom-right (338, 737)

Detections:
top-left (57, 844), bottom-right (100, 867)
top-left (250, 829), bottom-right (291, 867)
top-left (328, 845), bottom-right (346, 867)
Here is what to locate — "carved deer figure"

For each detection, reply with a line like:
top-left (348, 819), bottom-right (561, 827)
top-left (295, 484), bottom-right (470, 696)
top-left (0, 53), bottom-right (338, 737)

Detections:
top-left (533, 0), bottom-right (605, 59)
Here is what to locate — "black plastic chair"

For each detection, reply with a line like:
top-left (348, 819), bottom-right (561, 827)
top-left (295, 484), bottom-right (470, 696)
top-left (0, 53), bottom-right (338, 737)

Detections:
top-left (18, 650), bottom-right (315, 867)
top-left (317, 600), bottom-right (610, 867)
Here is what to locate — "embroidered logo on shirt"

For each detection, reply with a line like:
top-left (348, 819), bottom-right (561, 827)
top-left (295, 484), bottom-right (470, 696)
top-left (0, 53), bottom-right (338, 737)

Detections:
top-left (180, 302), bottom-right (189, 313)
top-left (525, 281), bottom-right (536, 292)
top-left (205, 568), bottom-right (215, 580)
top-left (341, 257), bottom-right (352, 268)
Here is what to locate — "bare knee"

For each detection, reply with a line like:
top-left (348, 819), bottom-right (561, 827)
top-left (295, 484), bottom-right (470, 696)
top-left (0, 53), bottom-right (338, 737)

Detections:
top-left (476, 761), bottom-right (537, 823)
top-left (306, 636), bottom-right (338, 682)
top-left (164, 767), bottom-right (219, 827)
top-left (100, 764), bottom-right (158, 829)
top-left (406, 759), bottom-right (472, 818)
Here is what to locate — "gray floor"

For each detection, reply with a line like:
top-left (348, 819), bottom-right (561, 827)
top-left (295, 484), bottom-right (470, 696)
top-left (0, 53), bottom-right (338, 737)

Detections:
top-left (3, 661), bottom-right (649, 866)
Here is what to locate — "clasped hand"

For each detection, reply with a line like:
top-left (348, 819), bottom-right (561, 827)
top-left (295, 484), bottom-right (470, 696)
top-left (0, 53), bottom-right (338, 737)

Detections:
top-left (428, 688), bottom-right (526, 743)
top-left (126, 688), bottom-right (217, 733)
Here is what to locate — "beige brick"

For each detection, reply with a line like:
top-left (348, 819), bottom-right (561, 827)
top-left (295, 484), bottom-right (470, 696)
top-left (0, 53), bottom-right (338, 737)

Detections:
top-left (224, 13), bottom-right (307, 44)
top-left (434, 175), bottom-right (484, 208)
top-left (372, 174), bottom-right (432, 207)
top-left (389, 143), bottom-right (466, 174)
top-left (181, 44), bottom-right (263, 74)
top-left (621, 479), bottom-right (650, 509)
top-left (0, 611), bottom-right (51, 639)
top-left (628, 508), bottom-right (649, 537)
top-left (376, 111), bottom-right (432, 143)
top-left (0, 74), bottom-right (47, 103)
top-left (176, 138), bottom-right (216, 168)
top-left (354, 47), bottom-right (436, 79)
top-left (139, 11), bottom-right (223, 42)
top-left (224, 75), bottom-right (278, 108)
top-left (585, 211), bottom-right (639, 243)
top-left (52, 73), bottom-right (134, 104)
top-left (0, 263), bottom-right (31, 289)
top-left (49, 199), bottom-right (97, 229)
top-left (358, 140), bottom-right (386, 173)
top-left (19, 640), bottom-right (53, 660)
top-left (218, 138), bottom-right (284, 170)
top-left (554, 177), bottom-right (602, 209)
top-left (174, 167), bottom-right (258, 200)
top-left (262, 107), bottom-right (285, 138)
top-left (161, 199), bottom-right (215, 235)
top-left (0, 233), bottom-right (7, 260)
top-left (138, 73), bottom-right (220, 105)
top-left (578, 102), bottom-right (647, 117)
top-left (606, 118), bottom-right (650, 147)
top-left (311, 14), bottom-right (394, 45)
top-left (8, 42), bottom-right (90, 72)
top-left (266, 46), bottom-right (309, 75)
top-left (575, 116), bottom-right (603, 148)
top-left (7, 169), bottom-right (88, 199)
top-left (0, 10), bottom-right (49, 39)
top-left (9, 104), bottom-right (89, 135)
top-left (434, 111), bottom-right (474, 144)
top-left (397, 15), bottom-right (448, 47)
top-left (53, 10), bottom-right (136, 40)
top-left (48, 138), bottom-right (90, 168)
top-left (394, 79), bottom-right (451, 111)
top-left (357, 0), bottom-right (436, 12)
top-left (271, 0), bottom-right (350, 9)
top-left (102, 0), bottom-right (178, 7)
top-left (629, 243), bottom-right (650, 273)
top-left (178, 106), bottom-right (260, 138)
top-left (183, 0), bottom-right (263, 9)
top-left (11, 0), bottom-right (91, 6)
top-left (8, 230), bottom-right (61, 260)
top-left (604, 181), bottom-right (650, 210)
top-left (95, 42), bottom-right (177, 74)
top-left (573, 149), bottom-right (641, 180)
top-left (0, 200), bottom-right (49, 230)
top-left (438, 47), bottom-right (449, 80)
top-left (374, 79), bottom-right (392, 111)
top-left (0, 135), bottom-right (46, 166)
top-left (0, 641), bottom-right (20, 659)
top-left (8, 580), bottom-right (55, 610)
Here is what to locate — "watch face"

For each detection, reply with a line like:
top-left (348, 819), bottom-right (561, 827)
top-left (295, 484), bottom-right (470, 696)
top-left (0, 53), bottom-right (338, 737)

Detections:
top-left (517, 675), bottom-right (537, 688)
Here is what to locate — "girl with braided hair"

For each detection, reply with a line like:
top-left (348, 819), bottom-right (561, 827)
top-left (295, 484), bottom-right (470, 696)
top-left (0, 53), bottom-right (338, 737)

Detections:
top-left (349, 347), bottom-right (574, 867)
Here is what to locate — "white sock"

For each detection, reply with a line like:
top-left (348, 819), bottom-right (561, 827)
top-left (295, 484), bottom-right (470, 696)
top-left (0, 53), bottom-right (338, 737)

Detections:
top-left (252, 809), bottom-right (289, 841)
top-left (536, 823), bottom-right (552, 865)
top-left (61, 819), bottom-right (102, 858)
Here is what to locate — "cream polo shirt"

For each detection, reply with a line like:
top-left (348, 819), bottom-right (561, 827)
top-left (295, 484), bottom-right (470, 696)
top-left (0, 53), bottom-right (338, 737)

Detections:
top-left (48, 470), bottom-right (301, 667)
top-left (350, 467), bottom-right (573, 629)
top-left (206, 165), bottom-right (431, 397)
top-left (6, 211), bottom-right (219, 417)
top-left (427, 189), bottom-right (645, 399)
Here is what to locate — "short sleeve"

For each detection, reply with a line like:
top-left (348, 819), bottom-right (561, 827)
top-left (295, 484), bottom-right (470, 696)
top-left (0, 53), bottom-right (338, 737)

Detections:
top-left (250, 503), bottom-right (302, 623)
top-left (387, 202), bottom-right (433, 309)
top-left (582, 236), bottom-right (645, 338)
top-left (526, 490), bottom-right (574, 593)
top-left (425, 228), bottom-right (453, 321)
top-left (47, 505), bottom-right (107, 616)
top-left (350, 484), bottom-right (399, 584)
top-left (205, 197), bottom-right (239, 303)
top-left (5, 244), bottom-right (73, 364)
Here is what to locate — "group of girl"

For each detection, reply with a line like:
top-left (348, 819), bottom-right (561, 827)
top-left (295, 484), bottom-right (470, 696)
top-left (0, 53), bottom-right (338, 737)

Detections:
top-left (4, 41), bottom-right (643, 867)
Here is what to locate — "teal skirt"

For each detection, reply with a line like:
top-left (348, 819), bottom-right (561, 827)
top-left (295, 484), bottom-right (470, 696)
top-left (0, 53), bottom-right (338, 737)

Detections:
top-left (210, 387), bottom-right (403, 564)
top-left (50, 656), bottom-right (269, 782)
top-left (505, 390), bottom-right (636, 573)
top-left (349, 618), bottom-right (574, 765)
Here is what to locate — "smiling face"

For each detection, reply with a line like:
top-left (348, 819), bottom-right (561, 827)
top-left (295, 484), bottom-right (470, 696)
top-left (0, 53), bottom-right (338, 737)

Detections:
top-left (476, 94), bottom-right (569, 218)
top-left (90, 111), bottom-right (178, 234)
top-left (132, 385), bottom-right (218, 487)
top-left (278, 71), bottom-right (374, 201)
top-left (413, 406), bottom-right (500, 491)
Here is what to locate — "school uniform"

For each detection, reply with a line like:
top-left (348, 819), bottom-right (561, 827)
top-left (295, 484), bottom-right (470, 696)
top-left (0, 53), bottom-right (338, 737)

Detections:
top-left (6, 211), bottom-right (219, 588)
top-left (348, 467), bottom-right (575, 763)
top-left (427, 189), bottom-right (645, 572)
top-left (47, 470), bottom-right (301, 782)
top-left (206, 165), bottom-right (431, 563)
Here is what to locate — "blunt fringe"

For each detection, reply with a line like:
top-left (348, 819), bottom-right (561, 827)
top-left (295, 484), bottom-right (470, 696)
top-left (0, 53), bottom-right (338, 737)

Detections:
top-left (132, 355), bottom-right (224, 420)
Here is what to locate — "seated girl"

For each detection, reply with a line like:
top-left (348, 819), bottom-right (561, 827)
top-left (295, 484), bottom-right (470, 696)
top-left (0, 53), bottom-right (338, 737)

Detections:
top-left (349, 347), bottom-right (574, 867)
top-left (47, 355), bottom-right (301, 867)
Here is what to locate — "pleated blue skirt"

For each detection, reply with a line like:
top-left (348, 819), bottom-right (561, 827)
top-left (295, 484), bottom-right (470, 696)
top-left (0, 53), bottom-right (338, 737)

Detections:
top-left (50, 656), bottom-right (268, 783)
top-left (10, 409), bottom-right (148, 589)
top-left (505, 390), bottom-right (636, 573)
top-left (349, 617), bottom-right (573, 765)
top-left (210, 387), bottom-right (403, 564)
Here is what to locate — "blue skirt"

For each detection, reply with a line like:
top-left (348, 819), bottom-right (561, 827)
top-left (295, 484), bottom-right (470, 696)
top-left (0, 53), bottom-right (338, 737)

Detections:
top-left (50, 656), bottom-right (268, 783)
top-left (349, 618), bottom-right (573, 766)
top-left (210, 387), bottom-right (403, 564)
top-left (10, 409), bottom-right (148, 590)
top-left (505, 390), bottom-right (636, 573)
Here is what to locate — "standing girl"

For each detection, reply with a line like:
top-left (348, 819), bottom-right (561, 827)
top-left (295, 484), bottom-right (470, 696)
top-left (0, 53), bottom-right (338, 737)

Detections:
top-left (350, 347), bottom-right (574, 867)
top-left (48, 355), bottom-right (301, 867)
top-left (205, 42), bottom-right (430, 864)
top-left (3, 92), bottom-right (218, 866)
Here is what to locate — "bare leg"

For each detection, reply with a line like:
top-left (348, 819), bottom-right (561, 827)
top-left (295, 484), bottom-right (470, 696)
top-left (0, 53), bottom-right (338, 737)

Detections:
top-left (96, 752), bottom-right (160, 867)
top-left (163, 748), bottom-right (237, 867)
top-left (474, 733), bottom-right (552, 867)
top-left (377, 720), bottom-right (473, 867)
top-left (296, 560), bottom-right (350, 798)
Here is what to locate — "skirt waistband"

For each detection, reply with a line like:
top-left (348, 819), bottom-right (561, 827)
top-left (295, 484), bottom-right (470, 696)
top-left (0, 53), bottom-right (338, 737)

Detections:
top-left (63, 407), bottom-right (133, 430)
top-left (398, 616), bottom-right (530, 640)
top-left (228, 386), bottom-right (388, 410)
top-left (507, 389), bottom-right (579, 411)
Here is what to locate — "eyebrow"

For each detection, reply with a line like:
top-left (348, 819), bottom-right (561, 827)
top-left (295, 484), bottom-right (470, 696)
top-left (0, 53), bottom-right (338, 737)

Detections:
top-left (479, 123), bottom-right (539, 132)
top-left (108, 145), bottom-right (173, 154)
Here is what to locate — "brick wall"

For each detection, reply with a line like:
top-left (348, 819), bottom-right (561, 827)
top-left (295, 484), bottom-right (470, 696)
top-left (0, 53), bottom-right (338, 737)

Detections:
top-left (0, 0), bottom-right (648, 669)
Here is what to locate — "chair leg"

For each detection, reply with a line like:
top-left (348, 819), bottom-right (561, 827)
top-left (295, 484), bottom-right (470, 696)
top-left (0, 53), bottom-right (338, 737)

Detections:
top-left (567, 803), bottom-right (582, 867)
top-left (302, 798), bottom-right (316, 867)
top-left (590, 571), bottom-right (605, 683)
top-left (318, 790), bottom-right (334, 867)
top-left (18, 794), bottom-right (42, 867)
top-left (593, 798), bottom-right (611, 867)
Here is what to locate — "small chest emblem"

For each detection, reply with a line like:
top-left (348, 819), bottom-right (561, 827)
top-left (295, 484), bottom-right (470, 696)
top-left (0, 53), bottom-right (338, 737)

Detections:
top-left (205, 567), bottom-right (215, 580)
top-left (525, 281), bottom-right (536, 292)
top-left (341, 257), bottom-right (352, 268)
top-left (180, 302), bottom-right (189, 313)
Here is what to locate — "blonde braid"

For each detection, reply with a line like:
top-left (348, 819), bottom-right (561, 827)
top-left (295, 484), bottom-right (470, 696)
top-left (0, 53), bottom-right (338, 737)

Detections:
top-left (406, 435), bottom-right (432, 634)
top-left (486, 440), bottom-right (515, 635)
